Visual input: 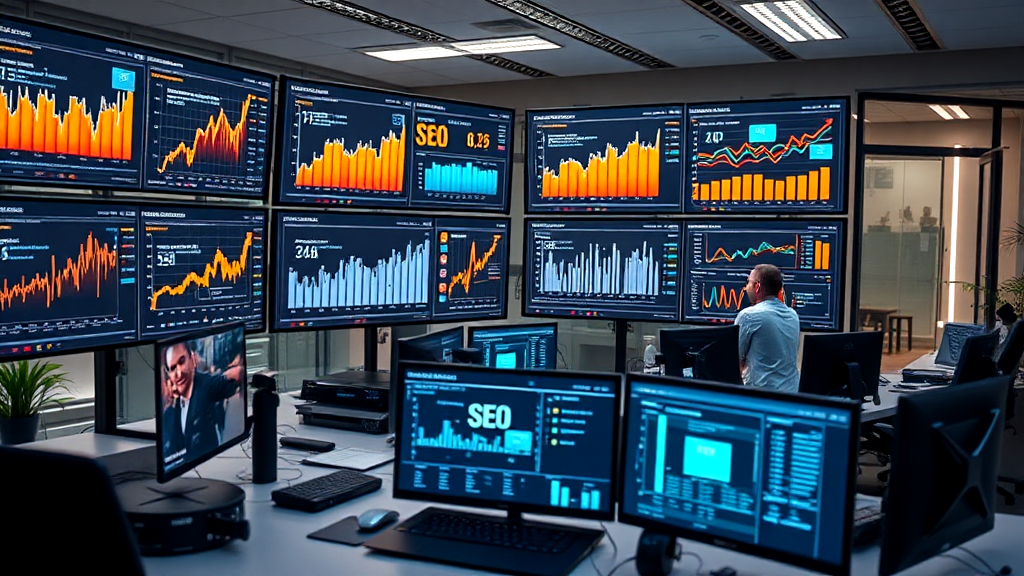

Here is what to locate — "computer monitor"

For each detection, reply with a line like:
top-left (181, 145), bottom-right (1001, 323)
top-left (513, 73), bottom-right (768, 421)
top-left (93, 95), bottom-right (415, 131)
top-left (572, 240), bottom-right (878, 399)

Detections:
top-left (468, 323), bottom-right (558, 370)
top-left (799, 331), bottom-right (884, 404)
top-left (659, 325), bottom-right (742, 384)
top-left (619, 373), bottom-right (860, 576)
top-left (878, 376), bottom-right (1009, 576)
top-left (155, 322), bottom-right (248, 482)
top-left (394, 326), bottom-right (464, 364)
top-left (951, 330), bottom-right (1000, 386)
top-left (683, 219), bottom-right (844, 331)
top-left (523, 219), bottom-right (681, 321)
top-left (432, 217), bottom-right (510, 322)
top-left (684, 97), bottom-right (848, 215)
top-left (935, 322), bottom-right (986, 367)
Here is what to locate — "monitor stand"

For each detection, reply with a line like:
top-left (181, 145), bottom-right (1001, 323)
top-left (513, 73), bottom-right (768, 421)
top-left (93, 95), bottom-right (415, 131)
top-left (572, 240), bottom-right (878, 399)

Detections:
top-left (843, 361), bottom-right (880, 405)
top-left (116, 478), bottom-right (249, 555)
top-left (926, 408), bottom-right (1002, 535)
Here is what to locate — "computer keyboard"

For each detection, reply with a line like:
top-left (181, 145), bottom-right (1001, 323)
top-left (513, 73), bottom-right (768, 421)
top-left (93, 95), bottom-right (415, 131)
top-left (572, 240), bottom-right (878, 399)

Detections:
top-left (852, 504), bottom-right (884, 547)
top-left (271, 469), bottom-right (382, 512)
top-left (397, 508), bottom-right (576, 554)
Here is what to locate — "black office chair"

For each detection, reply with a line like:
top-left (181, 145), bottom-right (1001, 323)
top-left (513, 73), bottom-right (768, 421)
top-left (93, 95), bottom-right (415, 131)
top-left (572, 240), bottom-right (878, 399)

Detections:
top-left (996, 321), bottom-right (1024, 505)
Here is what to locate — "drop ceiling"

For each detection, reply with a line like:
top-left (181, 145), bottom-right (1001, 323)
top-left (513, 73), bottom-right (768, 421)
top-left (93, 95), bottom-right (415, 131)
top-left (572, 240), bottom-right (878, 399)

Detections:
top-left (21, 0), bottom-right (1024, 88)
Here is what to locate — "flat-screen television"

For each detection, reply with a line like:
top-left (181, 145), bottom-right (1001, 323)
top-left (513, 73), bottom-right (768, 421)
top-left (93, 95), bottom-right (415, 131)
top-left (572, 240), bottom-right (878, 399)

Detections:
top-left (272, 211), bottom-right (433, 330)
top-left (523, 219), bottom-right (681, 321)
top-left (139, 205), bottom-right (266, 338)
top-left (0, 15), bottom-right (275, 198)
top-left (431, 217), bottom-right (509, 322)
top-left (685, 97), bottom-right (848, 214)
top-left (682, 219), bottom-right (844, 331)
top-left (140, 51), bottom-right (274, 198)
top-left (0, 199), bottom-right (139, 359)
top-left (525, 104), bottom-right (684, 214)
top-left (156, 322), bottom-right (247, 482)
top-left (275, 77), bottom-right (513, 213)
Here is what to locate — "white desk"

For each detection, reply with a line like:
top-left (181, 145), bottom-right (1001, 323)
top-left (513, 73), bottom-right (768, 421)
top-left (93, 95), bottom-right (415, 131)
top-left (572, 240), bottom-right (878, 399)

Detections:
top-left (133, 395), bottom-right (1021, 576)
top-left (861, 352), bottom-right (950, 423)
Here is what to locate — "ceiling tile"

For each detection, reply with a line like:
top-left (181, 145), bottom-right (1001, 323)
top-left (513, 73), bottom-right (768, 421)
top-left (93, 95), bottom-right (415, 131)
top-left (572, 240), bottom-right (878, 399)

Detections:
top-left (304, 29), bottom-right (416, 49)
top-left (232, 8), bottom-right (369, 35)
top-left (924, 5), bottom-right (1024, 31)
top-left (44, 0), bottom-right (210, 26)
top-left (231, 36), bottom-right (342, 58)
top-left (302, 52), bottom-right (415, 76)
top-left (164, 0), bottom-right (297, 17)
top-left (157, 17), bottom-right (289, 43)
top-left (571, 6), bottom-right (713, 35)
top-left (366, 69), bottom-right (462, 87)
top-left (938, 26), bottom-right (1024, 50)
top-left (539, 0), bottom-right (681, 16)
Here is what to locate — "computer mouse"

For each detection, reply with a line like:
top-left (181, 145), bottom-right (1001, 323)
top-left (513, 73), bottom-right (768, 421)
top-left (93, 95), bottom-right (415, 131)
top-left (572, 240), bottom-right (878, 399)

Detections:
top-left (357, 508), bottom-right (399, 532)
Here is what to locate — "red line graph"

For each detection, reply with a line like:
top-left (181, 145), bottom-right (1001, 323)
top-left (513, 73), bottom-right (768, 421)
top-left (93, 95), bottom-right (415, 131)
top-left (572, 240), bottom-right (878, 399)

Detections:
top-left (696, 118), bottom-right (832, 169)
top-left (0, 231), bottom-right (118, 311)
top-left (703, 285), bottom-right (746, 311)
top-left (157, 93), bottom-right (257, 174)
top-left (707, 241), bottom-right (796, 264)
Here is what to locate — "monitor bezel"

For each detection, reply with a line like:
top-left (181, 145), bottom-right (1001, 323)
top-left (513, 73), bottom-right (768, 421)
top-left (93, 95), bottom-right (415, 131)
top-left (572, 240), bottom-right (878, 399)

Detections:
top-left (521, 217), bottom-right (684, 322)
top-left (523, 102), bottom-right (686, 216)
top-left (680, 217), bottom-right (846, 332)
top-left (154, 320), bottom-right (249, 483)
top-left (682, 95), bottom-right (852, 216)
top-left (393, 360), bottom-right (622, 521)
top-left (272, 75), bottom-right (515, 214)
top-left (467, 321), bottom-right (559, 370)
top-left (617, 373), bottom-right (860, 576)
top-left (0, 14), bottom-right (276, 200)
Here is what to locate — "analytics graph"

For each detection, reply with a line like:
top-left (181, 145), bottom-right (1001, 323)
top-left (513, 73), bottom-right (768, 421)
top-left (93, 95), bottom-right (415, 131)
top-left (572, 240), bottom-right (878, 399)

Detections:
top-left (684, 221), bottom-right (844, 330)
top-left (434, 220), bottom-right (508, 321)
top-left (145, 63), bottom-right (272, 196)
top-left (294, 126), bottom-right (406, 191)
top-left (141, 209), bottom-right (265, 336)
top-left (414, 419), bottom-right (533, 456)
top-left (686, 98), bottom-right (846, 213)
top-left (528, 105), bottom-right (683, 213)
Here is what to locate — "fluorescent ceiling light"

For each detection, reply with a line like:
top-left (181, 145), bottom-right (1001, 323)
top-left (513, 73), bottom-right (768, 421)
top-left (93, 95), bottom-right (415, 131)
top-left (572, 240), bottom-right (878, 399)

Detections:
top-left (452, 35), bottom-right (560, 54)
top-left (929, 104), bottom-right (954, 120)
top-left (364, 45), bottom-right (464, 62)
top-left (738, 0), bottom-right (843, 42)
top-left (947, 105), bottom-right (971, 119)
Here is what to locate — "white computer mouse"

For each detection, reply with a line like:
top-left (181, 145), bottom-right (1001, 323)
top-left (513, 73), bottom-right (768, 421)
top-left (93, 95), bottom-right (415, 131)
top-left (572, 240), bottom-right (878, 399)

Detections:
top-left (357, 508), bottom-right (399, 532)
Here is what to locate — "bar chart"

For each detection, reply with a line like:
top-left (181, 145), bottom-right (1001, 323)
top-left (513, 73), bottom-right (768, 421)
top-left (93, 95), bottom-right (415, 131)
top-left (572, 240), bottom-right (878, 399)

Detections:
top-left (414, 420), bottom-right (533, 456)
top-left (539, 240), bottom-right (661, 297)
top-left (549, 480), bottom-right (602, 511)
top-left (423, 160), bottom-right (499, 195)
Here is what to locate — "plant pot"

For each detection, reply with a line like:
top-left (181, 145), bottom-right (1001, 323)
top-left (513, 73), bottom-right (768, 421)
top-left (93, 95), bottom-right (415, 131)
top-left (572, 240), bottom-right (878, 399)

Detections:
top-left (0, 414), bottom-right (40, 445)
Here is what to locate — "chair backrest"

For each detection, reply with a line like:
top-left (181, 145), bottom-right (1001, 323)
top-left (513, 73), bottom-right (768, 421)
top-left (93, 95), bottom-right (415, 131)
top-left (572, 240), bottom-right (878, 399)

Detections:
top-left (0, 446), bottom-right (146, 575)
top-left (997, 320), bottom-right (1024, 376)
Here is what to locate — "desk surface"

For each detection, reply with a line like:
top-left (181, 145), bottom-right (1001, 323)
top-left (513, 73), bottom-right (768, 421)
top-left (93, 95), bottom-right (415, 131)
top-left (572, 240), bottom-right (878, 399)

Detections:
top-left (130, 393), bottom-right (1020, 576)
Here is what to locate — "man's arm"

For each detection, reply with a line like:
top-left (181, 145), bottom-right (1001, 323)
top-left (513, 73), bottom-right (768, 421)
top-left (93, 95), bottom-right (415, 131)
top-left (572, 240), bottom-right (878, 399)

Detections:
top-left (737, 312), bottom-right (758, 370)
top-left (206, 372), bottom-right (242, 402)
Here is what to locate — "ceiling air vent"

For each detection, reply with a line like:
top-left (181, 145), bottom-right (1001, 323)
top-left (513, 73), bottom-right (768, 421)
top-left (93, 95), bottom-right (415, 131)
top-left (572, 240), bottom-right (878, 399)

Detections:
top-left (679, 0), bottom-right (798, 60)
top-left (472, 19), bottom-right (541, 34)
top-left (873, 0), bottom-right (943, 51)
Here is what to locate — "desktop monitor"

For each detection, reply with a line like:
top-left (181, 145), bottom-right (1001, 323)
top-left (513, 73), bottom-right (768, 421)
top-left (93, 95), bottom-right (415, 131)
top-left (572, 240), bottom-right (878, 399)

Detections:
top-left (878, 376), bottom-right (1009, 576)
top-left (523, 219), bottom-right (681, 321)
top-left (952, 330), bottom-right (1000, 386)
top-left (394, 326), bottom-right (464, 365)
top-left (659, 325), bottom-right (742, 384)
top-left (432, 217), bottom-right (511, 322)
top-left (468, 323), bottom-right (558, 370)
top-left (935, 322), bottom-right (986, 367)
top-left (619, 373), bottom-right (860, 576)
top-left (683, 219), bottom-right (844, 331)
top-left (684, 97), bottom-right (848, 215)
top-left (799, 331), bottom-right (884, 404)
top-left (156, 322), bottom-right (248, 482)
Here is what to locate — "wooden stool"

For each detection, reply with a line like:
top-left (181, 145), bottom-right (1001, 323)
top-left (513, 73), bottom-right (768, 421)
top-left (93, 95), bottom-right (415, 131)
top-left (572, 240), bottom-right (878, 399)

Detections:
top-left (888, 315), bottom-right (913, 354)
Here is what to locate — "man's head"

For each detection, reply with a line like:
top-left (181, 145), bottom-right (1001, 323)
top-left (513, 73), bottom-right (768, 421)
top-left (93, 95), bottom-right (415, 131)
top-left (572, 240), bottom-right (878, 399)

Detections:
top-left (163, 341), bottom-right (197, 401)
top-left (745, 264), bottom-right (784, 305)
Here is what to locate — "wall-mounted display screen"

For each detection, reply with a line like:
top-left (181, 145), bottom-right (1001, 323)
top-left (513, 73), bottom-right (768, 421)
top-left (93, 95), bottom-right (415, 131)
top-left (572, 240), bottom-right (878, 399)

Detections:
top-left (523, 219), bottom-right (681, 321)
top-left (139, 206), bottom-right (265, 338)
top-left (525, 105), bottom-right (684, 214)
top-left (0, 200), bottom-right (139, 358)
top-left (432, 217), bottom-right (509, 322)
top-left (683, 219), bottom-right (844, 331)
top-left (275, 78), bottom-right (512, 212)
top-left (685, 98), bottom-right (847, 214)
top-left (0, 15), bottom-right (275, 197)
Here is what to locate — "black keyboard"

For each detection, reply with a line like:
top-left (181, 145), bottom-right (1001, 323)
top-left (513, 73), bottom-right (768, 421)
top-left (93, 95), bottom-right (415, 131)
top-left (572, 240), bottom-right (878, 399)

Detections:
top-left (271, 469), bottom-right (381, 512)
top-left (852, 504), bottom-right (884, 547)
top-left (398, 509), bottom-right (576, 554)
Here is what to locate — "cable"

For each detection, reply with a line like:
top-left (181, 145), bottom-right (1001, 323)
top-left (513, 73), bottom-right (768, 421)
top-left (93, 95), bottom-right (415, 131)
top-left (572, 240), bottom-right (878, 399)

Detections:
top-left (135, 346), bottom-right (155, 371)
top-left (939, 553), bottom-right (991, 575)
top-left (607, 556), bottom-right (636, 576)
top-left (956, 546), bottom-right (1007, 576)
top-left (588, 522), bottom-right (619, 576)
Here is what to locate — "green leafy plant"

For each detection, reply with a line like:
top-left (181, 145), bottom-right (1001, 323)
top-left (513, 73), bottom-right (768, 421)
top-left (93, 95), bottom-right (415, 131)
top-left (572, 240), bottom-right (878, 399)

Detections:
top-left (953, 222), bottom-right (1024, 316)
top-left (0, 360), bottom-right (72, 419)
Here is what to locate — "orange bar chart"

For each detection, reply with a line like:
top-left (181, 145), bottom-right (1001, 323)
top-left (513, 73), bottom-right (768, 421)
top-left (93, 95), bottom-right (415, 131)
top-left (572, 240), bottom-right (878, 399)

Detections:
top-left (692, 166), bottom-right (832, 203)
top-left (295, 125), bottom-right (406, 191)
top-left (0, 87), bottom-right (134, 160)
top-left (813, 240), bottom-right (831, 270)
top-left (542, 130), bottom-right (660, 198)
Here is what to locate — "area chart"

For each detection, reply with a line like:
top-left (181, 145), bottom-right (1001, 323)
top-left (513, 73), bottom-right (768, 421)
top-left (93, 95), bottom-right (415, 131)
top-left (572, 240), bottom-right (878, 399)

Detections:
top-left (294, 126), bottom-right (406, 191)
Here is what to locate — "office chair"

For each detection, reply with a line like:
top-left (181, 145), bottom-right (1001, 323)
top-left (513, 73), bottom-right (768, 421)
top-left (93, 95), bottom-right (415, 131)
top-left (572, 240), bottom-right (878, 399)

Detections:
top-left (996, 321), bottom-right (1024, 505)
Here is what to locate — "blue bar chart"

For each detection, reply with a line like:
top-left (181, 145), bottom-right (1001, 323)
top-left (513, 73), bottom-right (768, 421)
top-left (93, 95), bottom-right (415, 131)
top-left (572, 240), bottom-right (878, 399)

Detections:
top-left (540, 240), bottom-right (661, 296)
top-left (424, 161), bottom-right (499, 196)
top-left (415, 420), bottom-right (533, 455)
top-left (549, 479), bottom-right (602, 510)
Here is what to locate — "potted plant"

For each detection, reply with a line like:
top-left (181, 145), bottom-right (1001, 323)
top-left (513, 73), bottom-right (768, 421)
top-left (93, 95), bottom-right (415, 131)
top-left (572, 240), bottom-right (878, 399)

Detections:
top-left (0, 359), bottom-right (71, 445)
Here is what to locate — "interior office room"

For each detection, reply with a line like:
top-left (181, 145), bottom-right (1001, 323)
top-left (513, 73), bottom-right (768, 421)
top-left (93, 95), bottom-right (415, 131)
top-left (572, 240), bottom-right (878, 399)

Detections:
top-left (1, 0), bottom-right (1024, 574)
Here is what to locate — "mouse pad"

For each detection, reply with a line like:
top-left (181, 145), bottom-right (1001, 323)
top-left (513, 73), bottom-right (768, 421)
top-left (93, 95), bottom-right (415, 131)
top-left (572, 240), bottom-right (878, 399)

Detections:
top-left (307, 516), bottom-right (373, 546)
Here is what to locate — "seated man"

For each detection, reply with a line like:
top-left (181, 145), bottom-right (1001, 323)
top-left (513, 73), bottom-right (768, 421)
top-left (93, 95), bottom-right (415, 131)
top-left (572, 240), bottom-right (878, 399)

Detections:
top-left (736, 263), bottom-right (800, 393)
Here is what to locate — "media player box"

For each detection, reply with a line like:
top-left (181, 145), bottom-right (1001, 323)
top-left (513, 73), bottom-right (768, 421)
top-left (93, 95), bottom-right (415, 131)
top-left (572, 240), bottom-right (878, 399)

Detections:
top-left (296, 402), bottom-right (389, 435)
top-left (300, 370), bottom-right (390, 411)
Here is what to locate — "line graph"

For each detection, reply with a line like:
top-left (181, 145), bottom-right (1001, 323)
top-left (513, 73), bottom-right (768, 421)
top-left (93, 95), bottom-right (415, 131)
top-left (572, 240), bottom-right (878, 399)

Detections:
top-left (0, 230), bottom-right (119, 312)
top-left (0, 86), bottom-right (134, 159)
top-left (447, 234), bottom-right (502, 297)
top-left (707, 241), bottom-right (796, 264)
top-left (695, 119), bottom-right (832, 169)
top-left (156, 93), bottom-right (257, 174)
top-left (149, 232), bottom-right (252, 311)
top-left (702, 284), bottom-right (747, 311)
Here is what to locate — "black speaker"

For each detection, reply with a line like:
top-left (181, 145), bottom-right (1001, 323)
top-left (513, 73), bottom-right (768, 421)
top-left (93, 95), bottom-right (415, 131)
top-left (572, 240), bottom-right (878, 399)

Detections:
top-left (635, 530), bottom-right (677, 576)
top-left (250, 371), bottom-right (279, 484)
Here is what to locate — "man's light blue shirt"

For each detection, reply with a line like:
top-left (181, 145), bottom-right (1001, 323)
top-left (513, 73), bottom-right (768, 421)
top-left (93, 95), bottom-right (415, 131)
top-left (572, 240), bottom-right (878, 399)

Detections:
top-left (736, 298), bottom-right (800, 393)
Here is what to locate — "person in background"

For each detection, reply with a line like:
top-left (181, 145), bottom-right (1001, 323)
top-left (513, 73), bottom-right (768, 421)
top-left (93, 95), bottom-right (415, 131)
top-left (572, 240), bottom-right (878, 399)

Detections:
top-left (996, 303), bottom-right (1018, 345)
top-left (737, 264), bottom-right (801, 393)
